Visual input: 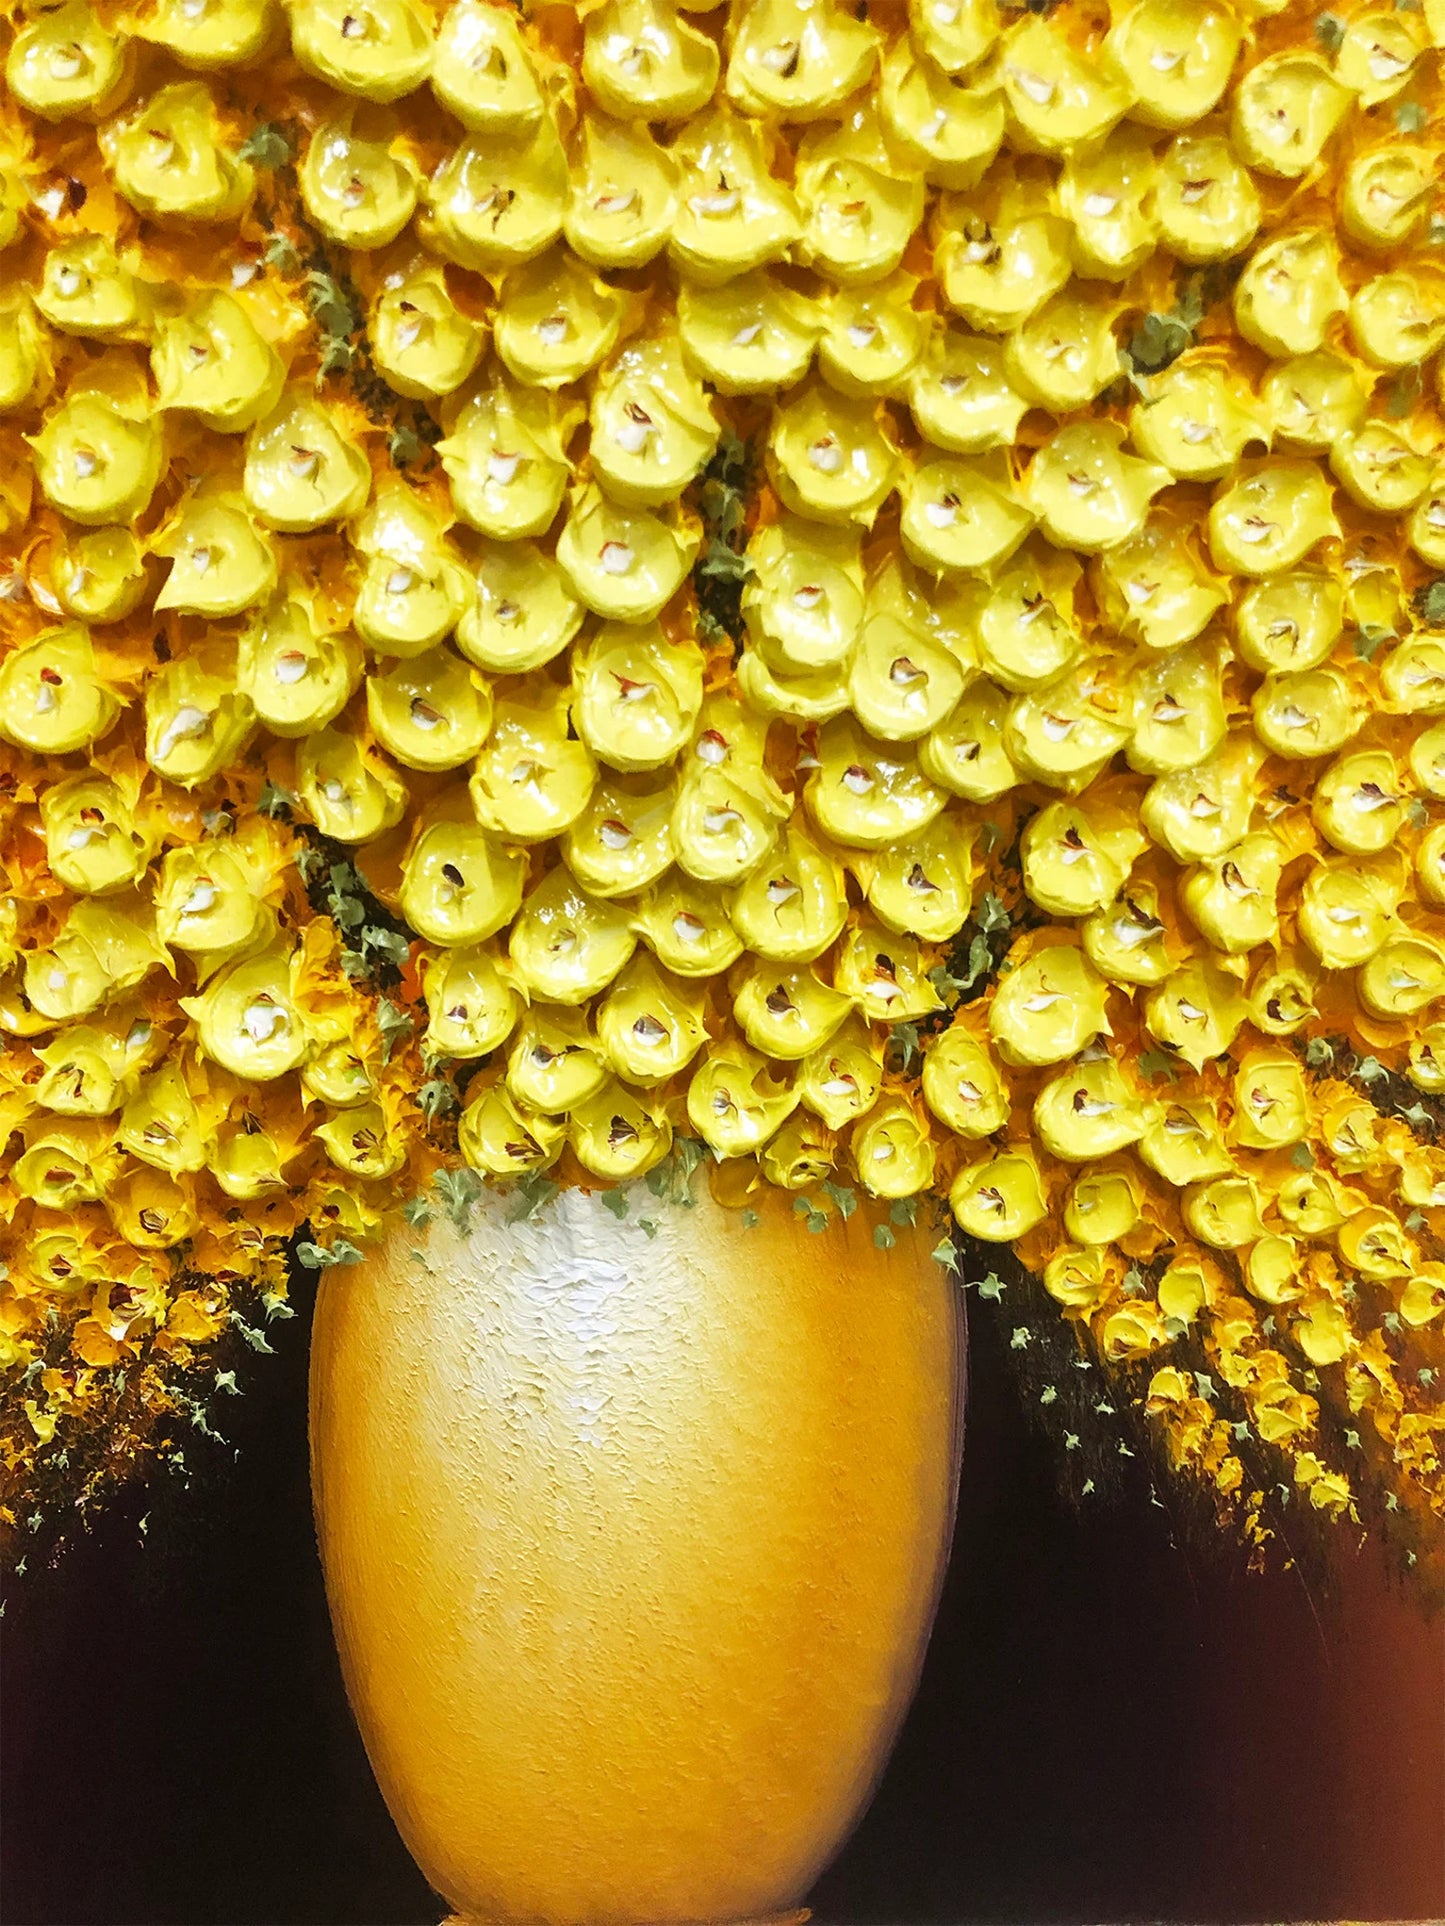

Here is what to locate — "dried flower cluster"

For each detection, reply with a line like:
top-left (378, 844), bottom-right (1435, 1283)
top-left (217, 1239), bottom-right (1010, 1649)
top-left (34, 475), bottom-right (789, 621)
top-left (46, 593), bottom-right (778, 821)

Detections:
top-left (1, 0), bottom-right (1443, 1572)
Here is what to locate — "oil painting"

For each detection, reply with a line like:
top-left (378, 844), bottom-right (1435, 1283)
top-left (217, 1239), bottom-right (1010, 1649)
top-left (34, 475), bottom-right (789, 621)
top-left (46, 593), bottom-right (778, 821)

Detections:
top-left (1, 0), bottom-right (1443, 1918)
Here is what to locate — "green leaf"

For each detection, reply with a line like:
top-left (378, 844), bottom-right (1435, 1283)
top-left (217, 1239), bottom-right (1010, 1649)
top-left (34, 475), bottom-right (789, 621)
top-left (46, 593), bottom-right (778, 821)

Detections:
top-left (976, 890), bottom-right (1010, 935)
top-left (873, 1223), bottom-right (896, 1250)
top-left (1290, 1142), bottom-right (1315, 1169)
top-left (929, 961), bottom-right (970, 1001)
top-left (509, 1172), bottom-right (559, 1221)
top-left (1010, 1325), bottom-right (1032, 1349)
top-left (1137, 1049), bottom-right (1178, 1083)
top-left (1314, 9), bottom-right (1346, 47)
top-left (822, 1178), bottom-right (857, 1219)
top-left (229, 1312), bottom-right (277, 1353)
top-left (957, 932), bottom-right (993, 993)
top-left (418, 1078), bottom-right (457, 1122)
top-left (1305, 1037), bottom-right (1335, 1069)
top-left (1354, 1055), bottom-right (1388, 1084)
top-left (600, 1188), bottom-right (629, 1219)
top-left (976, 1271), bottom-right (1005, 1301)
top-left (645, 1134), bottom-right (707, 1207)
top-left (806, 1207), bottom-right (829, 1234)
top-left (434, 1165), bottom-right (485, 1232)
top-left (263, 233), bottom-right (301, 276)
top-left (403, 1196), bottom-right (434, 1228)
top-left (376, 997), bottom-right (415, 1063)
top-left (740, 1209), bottom-right (760, 1229)
top-left (887, 1021), bottom-right (921, 1074)
top-left (1420, 580), bottom-right (1445, 628)
top-left (1399, 1101), bottom-right (1433, 1130)
top-left (1386, 367), bottom-right (1422, 418)
top-left (317, 335), bottom-right (354, 379)
top-left (389, 422), bottom-right (422, 468)
top-left (639, 1217), bottom-right (660, 1239)
top-left (240, 122), bottom-right (292, 168)
top-left (698, 535), bottom-right (751, 584)
top-left (364, 926), bottom-right (413, 971)
top-left (1039, 1385), bottom-right (1057, 1406)
top-left (1406, 1210), bottom-right (1427, 1232)
top-left (1395, 99), bottom-right (1426, 133)
top-left (696, 607), bottom-right (732, 651)
top-left (931, 1237), bottom-right (957, 1270)
top-left (259, 1289), bottom-right (295, 1321)
top-left (1122, 1265), bottom-right (1145, 1296)
top-left (1353, 622), bottom-right (1394, 662)
top-left (256, 778), bottom-right (293, 817)
top-left (1126, 310), bottom-right (1192, 377)
top-left (1408, 798), bottom-right (1430, 829)
top-left (293, 839), bottom-right (325, 884)
top-left (294, 1239), bottom-right (364, 1271)
top-left (889, 1195), bottom-right (919, 1227)
top-left (305, 268), bottom-right (359, 342)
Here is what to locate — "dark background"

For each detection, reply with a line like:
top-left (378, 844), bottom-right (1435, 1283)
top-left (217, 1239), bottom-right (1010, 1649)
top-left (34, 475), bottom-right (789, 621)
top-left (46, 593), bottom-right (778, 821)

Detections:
top-left (4, 1278), bottom-right (1442, 1926)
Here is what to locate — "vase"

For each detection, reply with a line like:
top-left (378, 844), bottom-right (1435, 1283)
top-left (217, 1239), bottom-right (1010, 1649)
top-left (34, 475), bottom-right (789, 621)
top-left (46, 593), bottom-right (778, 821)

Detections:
top-left (309, 1179), bottom-right (965, 1925)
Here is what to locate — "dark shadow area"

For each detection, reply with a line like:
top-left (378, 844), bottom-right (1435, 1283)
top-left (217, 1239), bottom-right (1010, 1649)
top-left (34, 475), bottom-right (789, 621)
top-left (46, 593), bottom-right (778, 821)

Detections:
top-left (3, 1277), bottom-right (1441, 1926)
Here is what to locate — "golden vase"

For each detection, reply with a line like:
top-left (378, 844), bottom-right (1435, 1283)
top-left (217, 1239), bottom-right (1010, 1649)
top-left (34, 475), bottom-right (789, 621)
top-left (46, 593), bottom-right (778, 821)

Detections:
top-left (309, 1181), bottom-right (964, 1925)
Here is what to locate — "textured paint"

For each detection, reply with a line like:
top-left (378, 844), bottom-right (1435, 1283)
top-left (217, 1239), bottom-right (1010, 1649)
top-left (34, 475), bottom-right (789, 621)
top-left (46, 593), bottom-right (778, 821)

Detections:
top-left (310, 1183), bottom-right (964, 1925)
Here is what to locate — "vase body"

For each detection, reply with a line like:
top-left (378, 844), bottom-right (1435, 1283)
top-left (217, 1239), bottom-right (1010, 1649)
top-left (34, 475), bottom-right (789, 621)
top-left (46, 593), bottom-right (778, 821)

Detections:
top-left (309, 1183), bottom-right (964, 1925)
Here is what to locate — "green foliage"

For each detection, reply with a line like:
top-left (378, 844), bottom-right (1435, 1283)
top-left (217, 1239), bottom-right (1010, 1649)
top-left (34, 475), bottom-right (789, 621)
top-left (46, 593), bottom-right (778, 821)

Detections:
top-left (508, 1172), bottom-right (559, 1221)
top-left (388, 422), bottom-right (423, 468)
top-left (433, 1165), bottom-right (484, 1233)
top-left (376, 997), bottom-right (415, 1063)
top-left (294, 1239), bottom-right (365, 1272)
top-left (228, 1312), bottom-right (277, 1354)
top-left (417, 1077), bottom-right (458, 1122)
top-left (645, 1135), bottom-right (707, 1208)
top-left (1353, 622), bottom-right (1394, 662)
top-left (887, 1021), bottom-right (921, 1073)
top-left (1419, 579), bottom-right (1445, 628)
top-left (697, 535), bottom-right (753, 585)
top-left (822, 1179), bottom-right (857, 1219)
top-left (262, 232), bottom-right (301, 275)
top-left (1314, 10), bottom-right (1346, 47)
top-left (239, 122), bottom-right (293, 168)
top-left (304, 268), bottom-right (361, 378)
top-left (312, 857), bottom-right (413, 985)
top-left (256, 778), bottom-right (294, 818)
